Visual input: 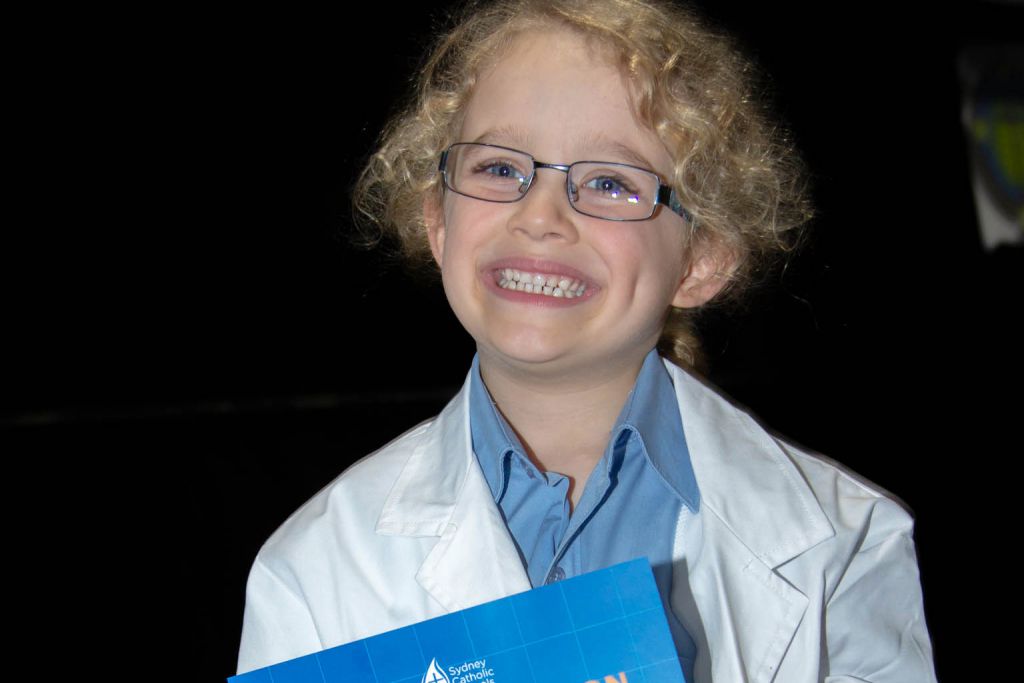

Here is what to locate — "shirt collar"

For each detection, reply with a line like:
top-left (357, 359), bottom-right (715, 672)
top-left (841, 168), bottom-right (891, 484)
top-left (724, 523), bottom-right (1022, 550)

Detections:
top-left (468, 349), bottom-right (699, 511)
top-left (614, 349), bottom-right (700, 512)
top-left (469, 355), bottom-right (526, 501)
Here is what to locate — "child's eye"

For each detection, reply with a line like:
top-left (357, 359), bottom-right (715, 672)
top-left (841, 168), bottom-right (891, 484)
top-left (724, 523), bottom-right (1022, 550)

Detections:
top-left (581, 175), bottom-right (639, 199)
top-left (473, 160), bottom-right (528, 183)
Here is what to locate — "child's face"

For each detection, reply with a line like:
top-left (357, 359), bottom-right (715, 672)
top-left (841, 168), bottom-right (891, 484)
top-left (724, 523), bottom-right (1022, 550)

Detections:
top-left (427, 29), bottom-right (723, 380)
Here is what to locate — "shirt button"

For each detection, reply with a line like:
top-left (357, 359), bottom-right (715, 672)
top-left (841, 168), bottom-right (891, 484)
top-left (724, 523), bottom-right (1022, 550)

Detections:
top-left (526, 468), bottom-right (536, 480)
top-left (546, 566), bottom-right (566, 584)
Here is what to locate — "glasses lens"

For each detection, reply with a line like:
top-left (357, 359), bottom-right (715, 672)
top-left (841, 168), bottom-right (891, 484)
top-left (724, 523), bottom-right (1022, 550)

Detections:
top-left (570, 162), bottom-right (658, 220)
top-left (445, 144), bottom-right (533, 201)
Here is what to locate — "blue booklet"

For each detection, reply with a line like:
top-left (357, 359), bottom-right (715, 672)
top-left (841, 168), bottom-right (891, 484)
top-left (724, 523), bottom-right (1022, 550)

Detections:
top-left (230, 558), bottom-right (685, 683)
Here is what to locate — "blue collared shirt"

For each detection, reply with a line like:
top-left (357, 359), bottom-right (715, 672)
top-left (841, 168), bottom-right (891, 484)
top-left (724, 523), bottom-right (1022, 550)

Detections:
top-left (469, 348), bottom-right (699, 677)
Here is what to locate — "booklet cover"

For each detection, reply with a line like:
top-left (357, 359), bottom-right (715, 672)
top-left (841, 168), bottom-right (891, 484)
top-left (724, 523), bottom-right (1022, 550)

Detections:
top-left (230, 558), bottom-right (685, 683)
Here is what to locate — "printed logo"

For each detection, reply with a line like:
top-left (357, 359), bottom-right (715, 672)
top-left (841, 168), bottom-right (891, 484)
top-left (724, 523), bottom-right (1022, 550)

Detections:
top-left (423, 657), bottom-right (495, 683)
top-left (423, 658), bottom-right (452, 683)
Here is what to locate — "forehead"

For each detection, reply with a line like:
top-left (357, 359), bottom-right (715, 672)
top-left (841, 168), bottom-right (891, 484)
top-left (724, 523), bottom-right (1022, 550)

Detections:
top-left (459, 29), bottom-right (673, 174)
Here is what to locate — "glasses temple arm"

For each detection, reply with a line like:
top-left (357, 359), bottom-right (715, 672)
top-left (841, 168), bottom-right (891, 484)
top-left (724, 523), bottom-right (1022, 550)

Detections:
top-left (657, 185), bottom-right (694, 225)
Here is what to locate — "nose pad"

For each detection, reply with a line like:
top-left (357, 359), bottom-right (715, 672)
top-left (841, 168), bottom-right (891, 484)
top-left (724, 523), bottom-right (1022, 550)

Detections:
top-left (508, 171), bottom-right (579, 242)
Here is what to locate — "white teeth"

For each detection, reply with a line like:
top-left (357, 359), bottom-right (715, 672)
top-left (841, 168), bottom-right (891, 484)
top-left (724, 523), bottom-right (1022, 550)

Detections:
top-left (496, 268), bottom-right (591, 299)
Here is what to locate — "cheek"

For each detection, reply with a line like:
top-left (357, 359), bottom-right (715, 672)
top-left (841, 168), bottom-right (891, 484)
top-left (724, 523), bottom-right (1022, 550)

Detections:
top-left (603, 227), bottom-right (686, 289)
top-left (437, 205), bottom-right (490, 294)
top-left (437, 206), bottom-right (471, 267)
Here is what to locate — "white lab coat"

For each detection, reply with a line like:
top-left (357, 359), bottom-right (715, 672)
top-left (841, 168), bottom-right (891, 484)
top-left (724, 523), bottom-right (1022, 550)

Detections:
top-left (238, 359), bottom-right (936, 682)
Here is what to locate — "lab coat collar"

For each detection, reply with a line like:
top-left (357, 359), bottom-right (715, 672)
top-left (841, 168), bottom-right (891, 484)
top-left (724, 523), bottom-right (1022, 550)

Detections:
top-left (663, 360), bottom-right (833, 682)
top-left (375, 370), bottom-right (531, 611)
top-left (664, 359), bottom-right (834, 567)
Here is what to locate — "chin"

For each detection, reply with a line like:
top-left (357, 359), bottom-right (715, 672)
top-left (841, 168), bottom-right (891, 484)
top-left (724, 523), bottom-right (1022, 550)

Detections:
top-left (485, 335), bottom-right (616, 375)
top-left (472, 328), bottom-right (570, 366)
top-left (487, 341), bottom-right (571, 367)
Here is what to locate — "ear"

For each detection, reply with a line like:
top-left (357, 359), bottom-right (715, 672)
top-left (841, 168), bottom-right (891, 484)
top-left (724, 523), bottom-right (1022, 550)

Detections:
top-left (672, 241), bottom-right (736, 309)
top-left (424, 195), bottom-right (446, 268)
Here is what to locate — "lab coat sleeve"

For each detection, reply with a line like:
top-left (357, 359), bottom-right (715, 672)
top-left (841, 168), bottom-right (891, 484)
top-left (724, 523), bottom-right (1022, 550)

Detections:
top-left (237, 555), bottom-right (322, 675)
top-left (823, 498), bottom-right (937, 683)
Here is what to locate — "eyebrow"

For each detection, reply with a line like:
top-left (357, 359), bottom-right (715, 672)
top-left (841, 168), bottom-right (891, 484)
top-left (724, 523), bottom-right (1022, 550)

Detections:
top-left (468, 129), bottom-right (660, 173)
top-left (575, 132), bottom-right (659, 172)
top-left (472, 126), bottom-right (531, 148)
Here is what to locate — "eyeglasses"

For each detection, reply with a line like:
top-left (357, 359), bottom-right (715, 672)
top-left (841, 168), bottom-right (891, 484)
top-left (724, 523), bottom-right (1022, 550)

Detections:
top-left (438, 142), bottom-right (691, 223)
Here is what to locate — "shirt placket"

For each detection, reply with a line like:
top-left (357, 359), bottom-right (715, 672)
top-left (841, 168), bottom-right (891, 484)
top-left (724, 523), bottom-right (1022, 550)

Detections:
top-left (540, 428), bottom-right (628, 584)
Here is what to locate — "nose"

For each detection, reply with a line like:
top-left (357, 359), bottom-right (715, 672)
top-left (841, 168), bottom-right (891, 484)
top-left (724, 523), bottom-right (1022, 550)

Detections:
top-left (508, 169), bottom-right (580, 243)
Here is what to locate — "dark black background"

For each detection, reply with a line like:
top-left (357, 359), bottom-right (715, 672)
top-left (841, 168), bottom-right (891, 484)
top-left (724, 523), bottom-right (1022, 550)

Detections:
top-left (4, 1), bottom-right (1019, 680)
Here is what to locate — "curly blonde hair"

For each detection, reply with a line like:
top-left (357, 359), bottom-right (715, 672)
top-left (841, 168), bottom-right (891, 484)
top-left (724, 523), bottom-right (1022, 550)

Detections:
top-left (353, 0), bottom-right (812, 370)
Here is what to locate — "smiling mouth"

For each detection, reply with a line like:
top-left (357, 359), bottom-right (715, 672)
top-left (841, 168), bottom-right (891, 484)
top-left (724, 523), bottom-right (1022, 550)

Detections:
top-left (495, 268), bottom-right (589, 299)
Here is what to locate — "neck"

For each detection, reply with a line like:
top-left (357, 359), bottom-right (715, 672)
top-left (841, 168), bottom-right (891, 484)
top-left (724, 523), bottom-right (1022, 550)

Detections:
top-left (477, 349), bottom-right (651, 507)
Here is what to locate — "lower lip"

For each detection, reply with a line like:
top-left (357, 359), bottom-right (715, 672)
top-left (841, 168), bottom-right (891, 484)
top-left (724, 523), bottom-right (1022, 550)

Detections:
top-left (482, 271), bottom-right (597, 307)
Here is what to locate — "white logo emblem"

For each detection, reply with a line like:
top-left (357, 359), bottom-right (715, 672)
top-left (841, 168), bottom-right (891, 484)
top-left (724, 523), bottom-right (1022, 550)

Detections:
top-left (423, 658), bottom-right (451, 683)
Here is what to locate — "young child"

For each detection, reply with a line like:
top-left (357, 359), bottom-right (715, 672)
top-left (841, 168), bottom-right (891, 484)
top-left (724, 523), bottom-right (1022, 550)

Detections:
top-left (238, 1), bottom-right (936, 681)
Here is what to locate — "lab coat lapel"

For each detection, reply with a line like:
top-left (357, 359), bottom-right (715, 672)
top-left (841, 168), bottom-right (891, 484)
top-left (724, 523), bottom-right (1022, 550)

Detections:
top-left (667, 362), bottom-right (834, 683)
top-left (376, 373), bottom-right (531, 613)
